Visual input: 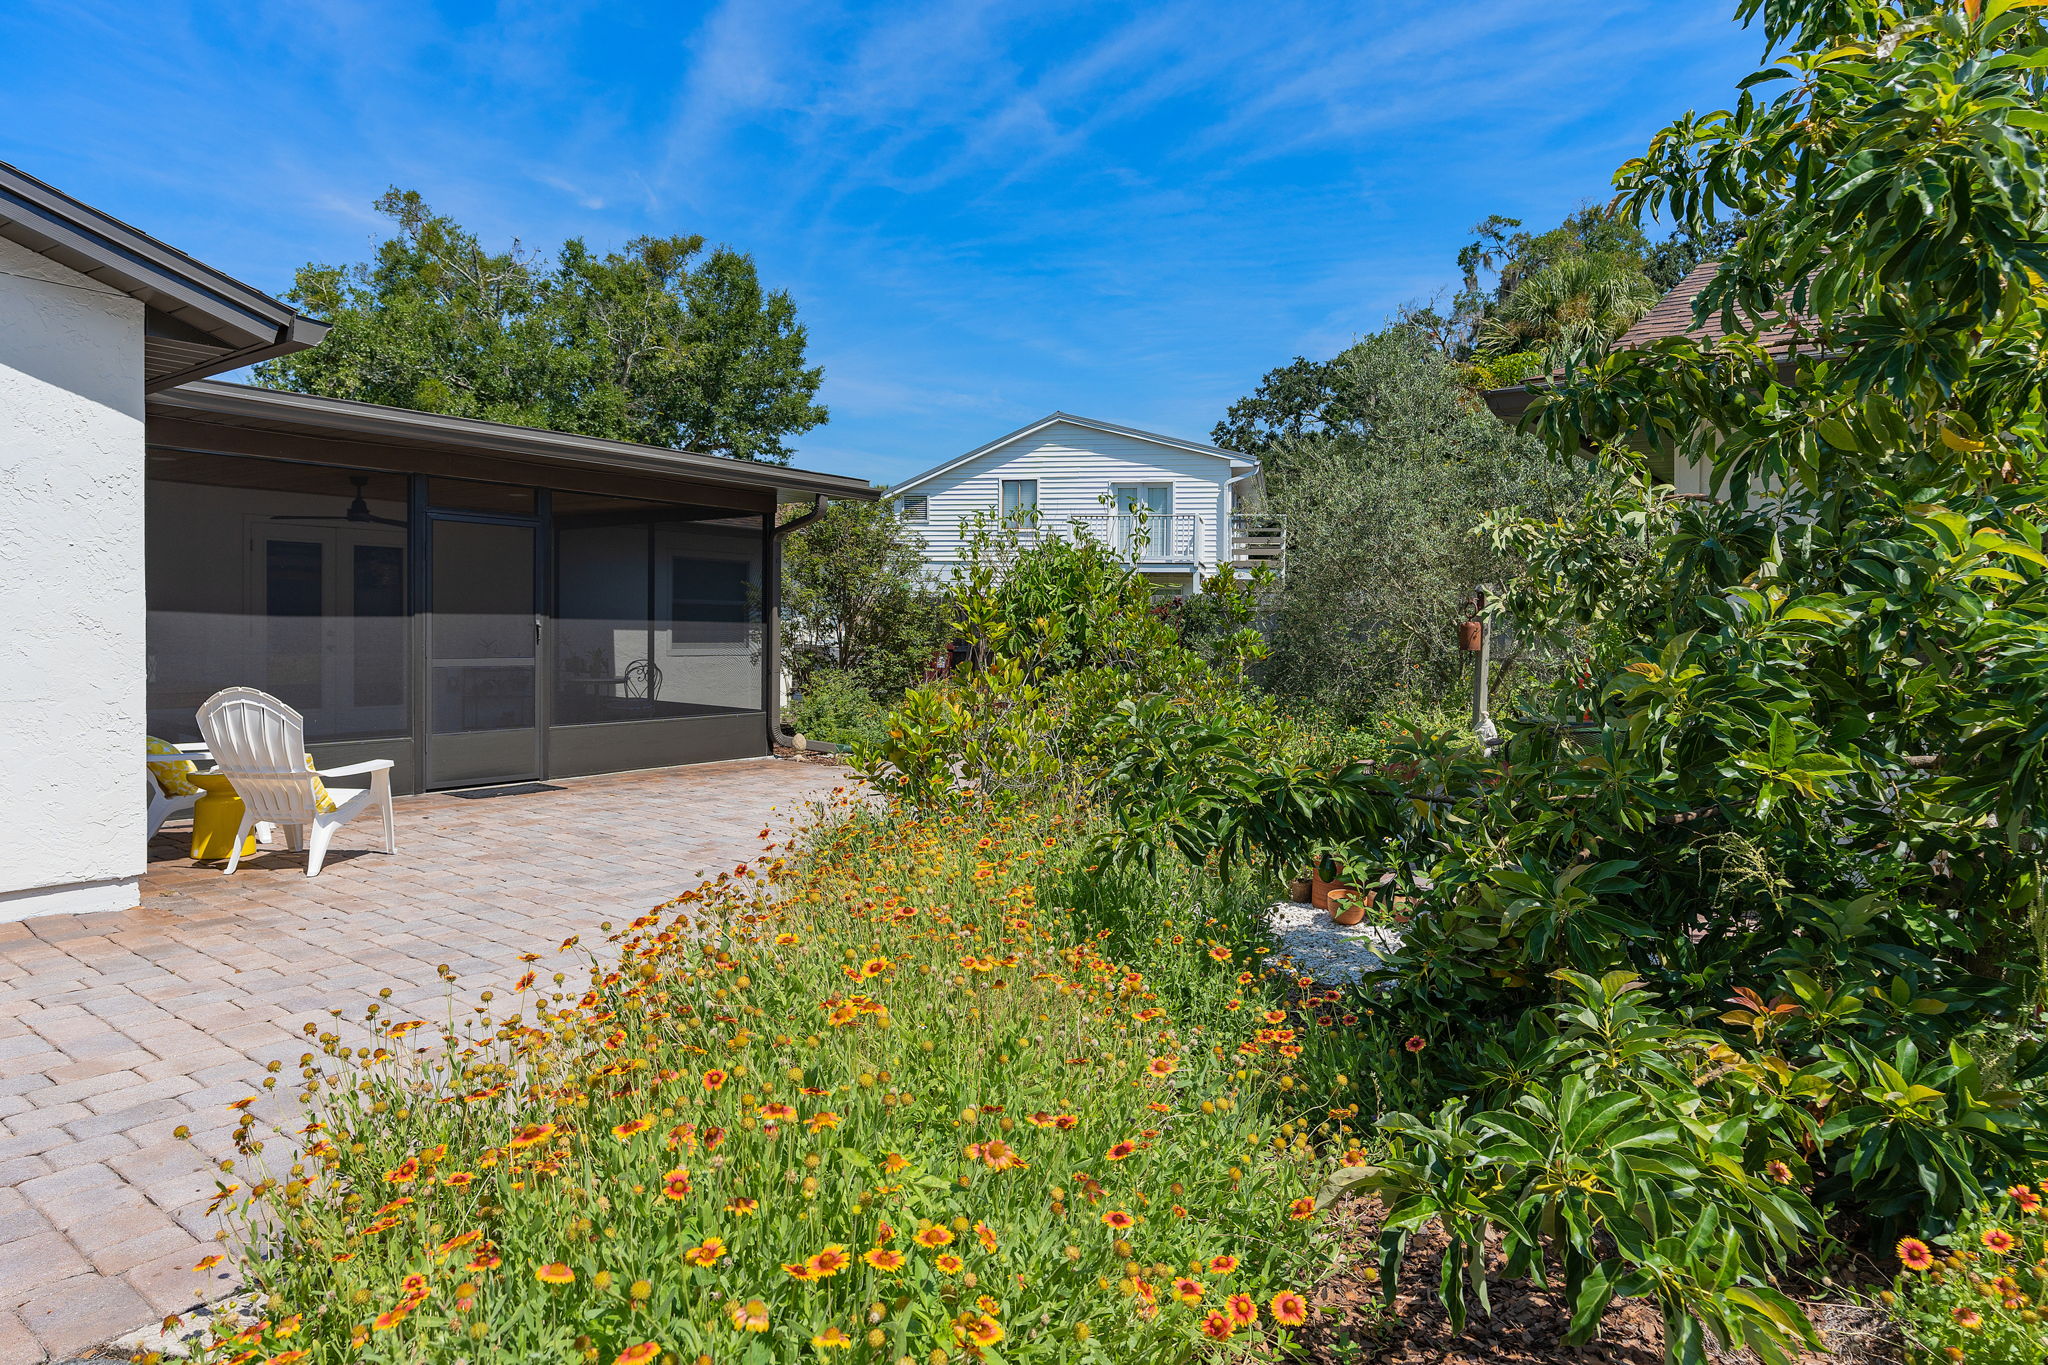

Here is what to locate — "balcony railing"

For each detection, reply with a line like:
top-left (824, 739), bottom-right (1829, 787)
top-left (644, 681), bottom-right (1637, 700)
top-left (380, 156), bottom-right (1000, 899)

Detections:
top-left (1054, 513), bottom-right (1204, 563)
top-left (1017, 512), bottom-right (1286, 576)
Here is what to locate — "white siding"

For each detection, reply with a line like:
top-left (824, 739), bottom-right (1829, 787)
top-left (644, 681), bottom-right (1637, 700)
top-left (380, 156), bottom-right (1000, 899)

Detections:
top-left (898, 421), bottom-right (1235, 576)
top-left (0, 234), bottom-right (149, 921)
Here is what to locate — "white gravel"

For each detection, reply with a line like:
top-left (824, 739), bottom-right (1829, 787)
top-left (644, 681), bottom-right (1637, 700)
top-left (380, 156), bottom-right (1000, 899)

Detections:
top-left (1263, 901), bottom-right (1403, 985)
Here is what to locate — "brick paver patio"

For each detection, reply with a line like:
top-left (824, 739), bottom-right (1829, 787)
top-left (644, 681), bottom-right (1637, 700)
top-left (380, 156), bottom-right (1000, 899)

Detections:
top-left (0, 757), bottom-right (849, 1364)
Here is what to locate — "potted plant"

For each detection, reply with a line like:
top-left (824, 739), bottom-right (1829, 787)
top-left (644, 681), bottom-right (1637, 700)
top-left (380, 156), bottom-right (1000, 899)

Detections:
top-left (1306, 839), bottom-right (1351, 911)
top-left (1307, 837), bottom-right (1384, 919)
top-left (1325, 884), bottom-right (1374, 926)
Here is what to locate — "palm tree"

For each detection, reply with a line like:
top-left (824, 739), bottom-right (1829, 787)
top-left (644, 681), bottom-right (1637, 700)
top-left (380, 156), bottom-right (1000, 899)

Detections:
top-left (1476, 252), bottom-right (1659, 370)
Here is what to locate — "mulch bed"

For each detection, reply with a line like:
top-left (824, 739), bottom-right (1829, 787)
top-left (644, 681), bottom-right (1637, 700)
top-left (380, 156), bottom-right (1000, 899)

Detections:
top-left (1290, 1197), bottom-right (1901, 1365)
top-left (772, 743), bottom-right (849, 766)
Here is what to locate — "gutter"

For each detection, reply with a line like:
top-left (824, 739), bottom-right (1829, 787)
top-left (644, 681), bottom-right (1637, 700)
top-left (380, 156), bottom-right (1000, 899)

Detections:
top-left (147, 315), bottom-right (333, 392)
top-left (0, 160), bottom-right (324, 360)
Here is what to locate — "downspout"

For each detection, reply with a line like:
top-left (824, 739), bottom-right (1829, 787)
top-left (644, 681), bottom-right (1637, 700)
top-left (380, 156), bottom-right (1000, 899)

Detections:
top-left (766, 496), bottom-right (829, 749)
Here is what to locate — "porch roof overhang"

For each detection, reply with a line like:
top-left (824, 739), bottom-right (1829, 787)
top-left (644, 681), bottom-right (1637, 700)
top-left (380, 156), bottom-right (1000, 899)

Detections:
top-left (0, 161), bottom-right (327, 390)
top-left (1482, 383), bottom-right (1544, 424)
top-left (148, 381), bottom-right (879, 505)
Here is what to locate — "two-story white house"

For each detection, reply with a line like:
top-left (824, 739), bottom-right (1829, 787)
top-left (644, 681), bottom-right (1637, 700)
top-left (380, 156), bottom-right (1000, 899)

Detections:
top-left (888, 412), bottom-right (1279, 590)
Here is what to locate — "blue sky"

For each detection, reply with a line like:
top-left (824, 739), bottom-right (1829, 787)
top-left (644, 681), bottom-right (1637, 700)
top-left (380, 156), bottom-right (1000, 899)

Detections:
top-left (2, 2), bottom-right (1763, 486)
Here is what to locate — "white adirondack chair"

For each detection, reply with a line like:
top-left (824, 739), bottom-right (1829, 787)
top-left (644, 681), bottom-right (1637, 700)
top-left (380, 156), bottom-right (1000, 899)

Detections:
top-left (195, 687), bottom-right (396, 877)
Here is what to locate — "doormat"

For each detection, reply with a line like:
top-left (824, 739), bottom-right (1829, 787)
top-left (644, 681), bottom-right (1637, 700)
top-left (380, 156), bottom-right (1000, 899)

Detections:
top-left (449, 782), bottom-right (566, 799)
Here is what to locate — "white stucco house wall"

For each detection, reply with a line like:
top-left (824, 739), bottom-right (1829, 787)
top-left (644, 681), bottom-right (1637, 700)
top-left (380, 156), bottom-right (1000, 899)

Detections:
top-left (888, 413), bottom-right (1275, 589)
top-left (0, 165), bottom-right (325, 922)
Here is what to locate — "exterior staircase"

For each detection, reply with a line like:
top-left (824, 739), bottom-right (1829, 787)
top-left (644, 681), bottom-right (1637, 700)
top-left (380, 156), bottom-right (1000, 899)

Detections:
top-left (1228, 515), bottom-right (1286, 577)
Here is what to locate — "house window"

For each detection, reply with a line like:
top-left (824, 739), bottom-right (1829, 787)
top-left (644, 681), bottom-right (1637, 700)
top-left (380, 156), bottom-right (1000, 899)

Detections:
top-left (671, 556), bottom-right (754, 625)
top-left (899, 495), bottom-right (929, 522)
top-left (1000, 479), bottom-right (1038, 520)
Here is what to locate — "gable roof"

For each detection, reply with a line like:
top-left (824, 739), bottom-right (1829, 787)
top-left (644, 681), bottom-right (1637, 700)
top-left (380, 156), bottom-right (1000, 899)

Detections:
top-left (889, 412), bottom-right (1254, 496)
top-left (0, 160), bottom-right (326, 391)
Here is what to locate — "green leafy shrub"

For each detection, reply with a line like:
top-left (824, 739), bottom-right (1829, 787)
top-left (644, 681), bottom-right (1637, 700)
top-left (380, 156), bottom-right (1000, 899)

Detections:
top-left (855, 512), bottom-right (1279, 812)
top-left (783, 669), bottom-right (889, 748)
top-left (1086, 4), bottom-right (2048, 1359)
top-left (780, 498), bottom-right (952, 706)
top-left (1464, 347), bottom-right (1548, 391)
top-left (1330, 972), bottom-right (1824, 1364)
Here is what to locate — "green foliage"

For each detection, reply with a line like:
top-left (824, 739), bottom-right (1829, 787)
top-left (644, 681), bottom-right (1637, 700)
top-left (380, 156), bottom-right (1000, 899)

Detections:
top-left (782, 669), bottom-right (890, 749)
top-left (855, 656), bottom-right (1068, 808)
top-left (1210, 353), bottom-right (1371, 455)
top-left (1483, 470), bottom-right (1680, 681)
top-left (1218, 201), bottom-right (1737, 446)
top-left (945, 509), bottom-right (1185, 675)
top-left (1102, 2), bottom-right (2048, 1357)
top-left (1330, 972), bottom-right (1825, 1364)
top-left (780, 499), bottom-right (950, 704)
top-left (1456, 207), bottom-right (1659, 309)
top-left (1253, 327), bottom-right (1581, 719)
top-left (1434, 205), bottom-right (1737, 361)
top-left (854, 512), bottom-right (1275, 811)
top-left (1098, 750), bottom-right (1423, 881)
top-left (1644, 219), bottom-right (1746, 292)
top-left (1463, 348), bottom-right (1548, 391)
top-left (1475, 252), bottom-right (1662, 370)
top-left (256, 189), bottom-right (826, 462)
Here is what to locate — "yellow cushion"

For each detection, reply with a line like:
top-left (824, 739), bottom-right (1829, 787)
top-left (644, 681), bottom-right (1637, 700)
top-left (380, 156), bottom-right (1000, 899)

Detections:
top-left (146, 736), bottom-right (201, 796)
top-left (304, 755), bottom-right (338, 815)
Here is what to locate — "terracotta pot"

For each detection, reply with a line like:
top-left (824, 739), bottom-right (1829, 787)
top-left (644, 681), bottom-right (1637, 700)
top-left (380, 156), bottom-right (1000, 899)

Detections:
top-left (1286, 876), bottom-right (1313, 905)
top-left (1459, 619), bottom-right (1484, 651)
top-left (1310, 864), bottom-right (1343, 911)
top-left (1327, 889), bottom-right (1374, 926)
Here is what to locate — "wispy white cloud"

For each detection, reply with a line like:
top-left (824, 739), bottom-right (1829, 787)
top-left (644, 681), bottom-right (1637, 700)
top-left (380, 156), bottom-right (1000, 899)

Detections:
top-left (0, 0), bottom-right (1764, 479)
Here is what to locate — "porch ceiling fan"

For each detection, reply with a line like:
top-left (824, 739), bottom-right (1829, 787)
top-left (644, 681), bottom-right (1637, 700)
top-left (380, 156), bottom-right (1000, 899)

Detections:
top-left (272, 475), bottom-right (408, 529)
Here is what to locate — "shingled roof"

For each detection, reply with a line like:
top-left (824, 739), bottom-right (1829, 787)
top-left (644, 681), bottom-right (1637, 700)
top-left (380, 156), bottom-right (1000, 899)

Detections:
top-left (1484, 259), bottom-right (1816, 421)
top-left (1610, 260), bottom-right (1814, 352)
top-left (1612, 261), bottom-right (1722, 347)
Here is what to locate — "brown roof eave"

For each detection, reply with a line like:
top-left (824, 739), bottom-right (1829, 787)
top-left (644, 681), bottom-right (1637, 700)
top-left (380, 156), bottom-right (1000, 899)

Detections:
top-left (1482, 383), bottom-right (1543, 423)
top-left (149, 381), bottom-right (879, 504)
top-left (0, 161), bottom-right (324, 385)
top-left (146, 315), bottom-right (332, 392)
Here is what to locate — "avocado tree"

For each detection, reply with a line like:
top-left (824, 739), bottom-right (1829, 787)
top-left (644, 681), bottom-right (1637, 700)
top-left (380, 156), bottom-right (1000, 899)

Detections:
top-left (1114, 3), bottom-right (2048, 1358)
